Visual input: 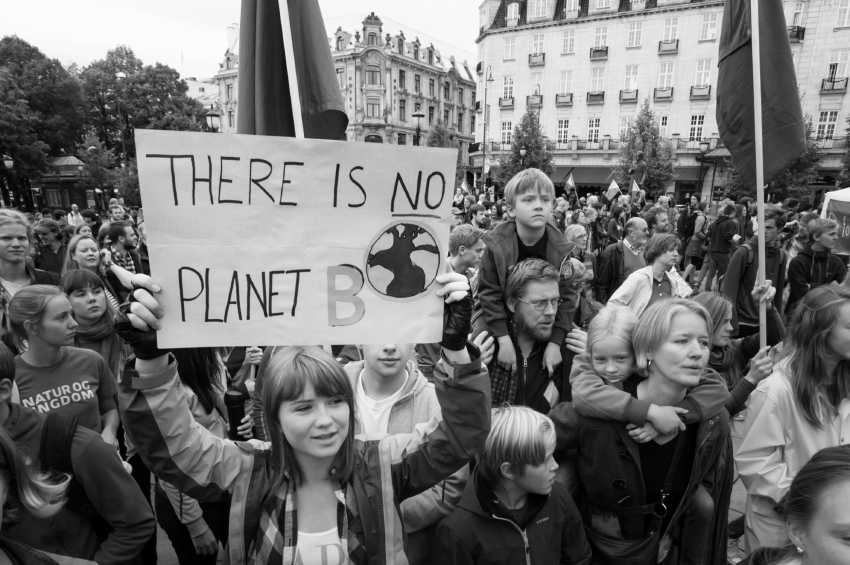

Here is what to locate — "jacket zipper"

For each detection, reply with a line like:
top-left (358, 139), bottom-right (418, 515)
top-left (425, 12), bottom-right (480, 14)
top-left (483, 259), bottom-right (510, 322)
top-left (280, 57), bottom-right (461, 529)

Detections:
top-left (491, 514), bottom-right (532, 565)
top-left (520, 358), bottom-right (528, 406)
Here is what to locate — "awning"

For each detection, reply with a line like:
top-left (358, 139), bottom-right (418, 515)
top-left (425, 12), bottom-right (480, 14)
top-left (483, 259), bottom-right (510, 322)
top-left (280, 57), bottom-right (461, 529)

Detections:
top-left (703, 146), bottom-right (730, 160)
top-left (552, 166), bottom-right (616, 184)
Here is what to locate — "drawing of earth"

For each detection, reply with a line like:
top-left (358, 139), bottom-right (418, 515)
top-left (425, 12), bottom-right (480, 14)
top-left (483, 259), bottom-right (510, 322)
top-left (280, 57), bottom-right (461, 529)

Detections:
top-left (365, 222), bottom-right (441, 300)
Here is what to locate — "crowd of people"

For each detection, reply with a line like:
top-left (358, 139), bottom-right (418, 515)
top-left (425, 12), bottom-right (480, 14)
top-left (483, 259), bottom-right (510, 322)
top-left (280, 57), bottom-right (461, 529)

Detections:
top-left (0, 171), bottom-right (848, 565)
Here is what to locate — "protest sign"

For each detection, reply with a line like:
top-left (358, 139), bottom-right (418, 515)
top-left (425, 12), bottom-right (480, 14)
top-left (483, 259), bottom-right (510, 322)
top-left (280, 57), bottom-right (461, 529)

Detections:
top-left (135, 130), bottom-right (457, 347)
top-left (821, 187), bottom-right (850, 255)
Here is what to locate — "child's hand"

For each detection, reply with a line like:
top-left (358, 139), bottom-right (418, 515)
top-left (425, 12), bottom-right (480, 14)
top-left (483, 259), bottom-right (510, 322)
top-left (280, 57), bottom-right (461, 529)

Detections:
top-left (626, 422), bottom-right (660, 444)
top-left (543, 342), bottom-right (562, 377)
top-left (647, 404), bottom-right (687, 436)
top-left (473, 331), bottom-right (496, 366)
top-left (496, 336), bottom-right (517, 375)
top-left (745, 346), bottom-right (773, 385)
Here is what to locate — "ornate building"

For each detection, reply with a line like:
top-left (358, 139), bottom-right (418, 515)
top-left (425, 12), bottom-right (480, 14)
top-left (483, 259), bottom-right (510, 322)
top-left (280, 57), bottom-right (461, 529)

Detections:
top-left (212, 24), bottom-right (239, 133)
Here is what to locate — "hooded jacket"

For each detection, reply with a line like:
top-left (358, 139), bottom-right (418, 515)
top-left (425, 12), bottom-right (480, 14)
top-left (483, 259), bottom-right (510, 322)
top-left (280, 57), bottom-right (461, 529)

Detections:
top-left (118, 347), bottom-right (490, 565)
top-left (785, 244), bottom-right (847, 314)
top-left (721, 237), bottom-right (787, 331)
top-left (707, 215), bottom-right (737, 254)
top-left (344, 360), bottom-right (469, 564)
top-left (432, 472), bottom-right (591, 565)
top-left (1, 404), bottom-right (155, 565)
top-left (607, 265), bottom-right (692, 317)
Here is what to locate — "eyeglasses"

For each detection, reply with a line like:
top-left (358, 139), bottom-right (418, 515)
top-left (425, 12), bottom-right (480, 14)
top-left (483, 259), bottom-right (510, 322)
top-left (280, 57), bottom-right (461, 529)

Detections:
top-left (515, 297), bottom-right (562, 311)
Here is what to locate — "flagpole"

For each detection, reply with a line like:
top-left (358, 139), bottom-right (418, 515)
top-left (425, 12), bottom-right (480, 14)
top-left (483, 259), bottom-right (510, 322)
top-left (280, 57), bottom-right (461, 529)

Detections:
top-left (279, 0), bottom-right (305, 138)
top-left (750, 0), bottom-right (767, 349)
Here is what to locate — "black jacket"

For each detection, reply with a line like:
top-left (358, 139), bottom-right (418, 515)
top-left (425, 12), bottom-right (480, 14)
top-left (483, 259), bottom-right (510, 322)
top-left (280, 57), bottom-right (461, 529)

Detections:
top-left (786, 244), bottom-right (848, 314)
top-left (707, 215), bottom-right (737, 254)
top-left (432, 471), bottom-right (591, 565)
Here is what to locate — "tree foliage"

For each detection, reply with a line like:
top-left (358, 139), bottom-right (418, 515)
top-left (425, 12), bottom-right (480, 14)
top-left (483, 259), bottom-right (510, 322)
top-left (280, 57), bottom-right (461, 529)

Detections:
top-left (424, 118), bottom-right (464, 185)
top-left (722, 116), bottom-right (822, 202)
top-left (496, 109), bottom-right (554, 187)
top-left (840, 114), bottom-right (850, 189)
top-left (613, 99), bottom-right (675, 198)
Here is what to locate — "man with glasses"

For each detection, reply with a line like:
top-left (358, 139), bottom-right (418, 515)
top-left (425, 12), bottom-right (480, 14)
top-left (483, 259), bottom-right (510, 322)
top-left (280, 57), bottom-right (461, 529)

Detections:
top-left (488, 258), bottom-right (568, 414)
top-left (595, 217), bottom-right (648, 303)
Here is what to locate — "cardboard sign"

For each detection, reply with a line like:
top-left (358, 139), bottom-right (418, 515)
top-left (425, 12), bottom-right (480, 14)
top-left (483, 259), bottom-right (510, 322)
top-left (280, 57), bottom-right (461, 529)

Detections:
top-left (135, 130), bottom-right (457, 347)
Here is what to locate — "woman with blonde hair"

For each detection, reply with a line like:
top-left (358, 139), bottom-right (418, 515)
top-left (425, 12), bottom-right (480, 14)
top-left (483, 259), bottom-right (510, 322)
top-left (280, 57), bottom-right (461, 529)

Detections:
top-left (737, 285), bottom-right (850, 554)
top-left (62, 234), bottom-right (134, 310)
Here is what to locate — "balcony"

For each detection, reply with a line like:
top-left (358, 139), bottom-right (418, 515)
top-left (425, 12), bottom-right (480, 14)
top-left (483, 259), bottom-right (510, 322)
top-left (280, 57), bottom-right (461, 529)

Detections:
top-left (478, 136), bottom-right (724, 156)
top-left (690, 85), bottom-right (711, 99)
top-left (587, 91), bottom-right (605, 105)
top-left (499, 97), bottom-right (515, 108)
top-left (809, 136), bottom-right (847, 150)
top-left (527, 94), bottom-right (543, 107)
top-left (654, 87), bottom-right (674, 101)
top-left (821, 78), bottom-right (848, 93)
top-left (590, 46), bottom-right (608, 61)
top-left (529, 53), bottom-right (545, 66)
top-left (507, 18), bottom-right (519, 27)
top-left (476, 62), bottom-right (482, 73)
top-left (619, 89), bottom-right (638, 103)
top-left (618, 0), bottom-right (646, 11)
top-left (788, 26), bottom-right (805, 42)
top-left (555, 93), bottom-right (573, 106)
top-left (658, 39), bottom-right (679, 54)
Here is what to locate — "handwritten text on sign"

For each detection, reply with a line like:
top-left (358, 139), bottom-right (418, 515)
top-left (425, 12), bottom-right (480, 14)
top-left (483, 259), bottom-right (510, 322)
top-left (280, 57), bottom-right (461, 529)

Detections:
top-left (135, 130), bottom-right (456, 347)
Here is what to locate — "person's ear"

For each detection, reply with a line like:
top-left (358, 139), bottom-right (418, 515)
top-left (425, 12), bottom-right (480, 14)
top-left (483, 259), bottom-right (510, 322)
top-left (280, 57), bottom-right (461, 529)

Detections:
top-left (787, 521), bottom-right (806, 554)
top-left (507, 298), bottom-right (517, 314)
top-left (458, 245), bottom-right (466, 256)
top-left (499, 462), bottom-right (515, 481)
top-left (0, 378), bottom-right (12, 403)
top-left (23, 319), bottom-right (37, 338)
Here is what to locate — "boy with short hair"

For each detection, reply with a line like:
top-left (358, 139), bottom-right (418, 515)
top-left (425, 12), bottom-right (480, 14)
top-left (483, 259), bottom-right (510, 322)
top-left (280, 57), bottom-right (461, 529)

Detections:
top-left (785, 217), bottom-right (847, 315)
top-left (474, 169), bottom-right (578, 382)
top-left (433, 406), bottom-right (591, 565)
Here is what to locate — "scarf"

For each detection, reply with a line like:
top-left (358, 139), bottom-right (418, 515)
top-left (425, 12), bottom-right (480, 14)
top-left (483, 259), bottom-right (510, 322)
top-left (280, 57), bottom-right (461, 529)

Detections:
top-left (73, 313), bottom-right (123, 378)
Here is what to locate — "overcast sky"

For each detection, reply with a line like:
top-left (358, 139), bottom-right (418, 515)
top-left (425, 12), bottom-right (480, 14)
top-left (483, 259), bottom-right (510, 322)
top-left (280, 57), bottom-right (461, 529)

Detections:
top-left (3, 0), bottom-right (479, 80)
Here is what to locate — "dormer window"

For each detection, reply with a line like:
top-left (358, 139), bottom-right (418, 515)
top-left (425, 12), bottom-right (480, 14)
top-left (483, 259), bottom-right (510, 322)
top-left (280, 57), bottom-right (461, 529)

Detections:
top-left (507, 2), bottom-right (520, 20)
top-left (428, 50), bottom-right (434, 65)
top-left (397, 38), bottom-right (404, 53)
top-left (226, 57), bottom-right (232, 70)
top-left (414, 45), bottom-right (419, 60)
top-left (368, 33), bottom-right (377, 46)
top-left (337, 36), bottom-right (345, 51)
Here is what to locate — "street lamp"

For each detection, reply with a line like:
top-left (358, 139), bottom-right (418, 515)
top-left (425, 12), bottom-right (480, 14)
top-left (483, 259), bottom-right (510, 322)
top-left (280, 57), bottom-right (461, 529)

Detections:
top-left (412, 107), bottom-right (425, 146)
top-left (698, 140), bottom-right (710, 204)
top-left (520, 146), bottom-right (528, 169)
top-left (2, 155), bottom-right (12, 170)
top-left (205, 108), bottom-right (222, 132)
top-left (115, 72), bottom-right (128, 166)
top-left (484, 66), bottom-right (494, 186)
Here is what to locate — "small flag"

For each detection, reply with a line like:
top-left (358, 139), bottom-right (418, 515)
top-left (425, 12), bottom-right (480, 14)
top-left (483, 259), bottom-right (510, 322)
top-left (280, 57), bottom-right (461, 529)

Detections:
top-left (606, 181), bottom-right (621, 202)
top-left (566, 173), bottom-right (576, 196)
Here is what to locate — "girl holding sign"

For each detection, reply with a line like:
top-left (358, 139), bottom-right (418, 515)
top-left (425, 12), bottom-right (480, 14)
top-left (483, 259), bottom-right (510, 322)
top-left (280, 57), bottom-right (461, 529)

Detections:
top-left (116, 271), bottom-right (490, 564)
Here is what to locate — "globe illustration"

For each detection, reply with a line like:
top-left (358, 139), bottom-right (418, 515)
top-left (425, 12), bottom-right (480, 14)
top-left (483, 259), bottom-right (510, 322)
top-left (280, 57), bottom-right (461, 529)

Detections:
top-left (365, 222), bottom-right (441, 300)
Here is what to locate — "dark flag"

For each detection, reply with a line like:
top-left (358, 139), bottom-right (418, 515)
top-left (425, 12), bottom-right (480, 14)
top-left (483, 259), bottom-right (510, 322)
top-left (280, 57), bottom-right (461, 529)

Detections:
top-left (716, 0), bottom-right (806, 188)
top-left (238, 0), bottom-right (348, 140)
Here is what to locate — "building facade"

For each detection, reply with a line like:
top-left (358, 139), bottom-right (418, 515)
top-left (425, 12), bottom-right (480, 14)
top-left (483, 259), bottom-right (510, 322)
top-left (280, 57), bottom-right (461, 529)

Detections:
top-left (472, 0), bottom-right (849, 203)
top-left (213, 24), bottom-right (240, 133)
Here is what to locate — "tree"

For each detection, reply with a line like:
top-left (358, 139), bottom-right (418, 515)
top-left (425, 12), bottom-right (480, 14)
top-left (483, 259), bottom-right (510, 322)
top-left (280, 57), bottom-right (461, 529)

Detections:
top-left (0, 36), bottom-right (86, 156)
top-left (722, 115), bottom-right (822, 202)
top-left (424, 118), bottom-right (464, 185)
top-left (76, 136), bottom-right (118, 196)
top-left (496, 109), bottom-right (554, 187)
top-left (839, 114), bottom-right (850, 188)
top-left (113, 158), bottom-right (140, 207)
top-left (613, 99), bottom-right (675, 199)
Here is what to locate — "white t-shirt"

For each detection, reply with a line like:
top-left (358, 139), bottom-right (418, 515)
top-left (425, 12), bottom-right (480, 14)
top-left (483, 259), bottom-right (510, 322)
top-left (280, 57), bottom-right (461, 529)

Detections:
top-left (0, 277), bottom-right (25, 298)
top-left (295, 527), bottom-right (345, 565)
top-left (355, 370), bottom-right (408, 435)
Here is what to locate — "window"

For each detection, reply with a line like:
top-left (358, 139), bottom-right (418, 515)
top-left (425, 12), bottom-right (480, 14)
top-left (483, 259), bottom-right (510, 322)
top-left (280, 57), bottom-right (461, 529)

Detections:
top-left (480, 6), bottom-right (489, 27)
top-left (619, 117), bottom-right (632, 139)
top-left (659, 115), bottom-right (669, 137)
top-left (818, 111), bottom-right (839, 138)
top-left (400, 100), bottom-right (406, 121)
top-left (367, 99), bottom-right (380, 118)
top-left (429, 79), bottom-right (435, 96)
top-left (398, 133), bottom-right (407, 145)
top-left (198, 87), bottom-right (205, 93)
top-left (428, 106), bottom-right (434, 125)
top-left (458, 113), bottom-right (464, 132)
top-left (624, 65), bottom-right (638, 90)
top-left (428, 50), bottom-right (434, 65)
top-left (789, 2), bottom-right (805, 26)
top-left (226, 57), bottom-right (232, 69)
top-left (565, 0), bottom-right (578, 10)
top-left (695, 60), bottom-right (712, 87)
top-left (534, 0), bottom-right (549, 17)
top-left (591, 67), bottom-right (604, 91)
top-left (398, 38), bottom-right (404, 53)
top-left (658, 62), bottom-right (674, 88)
top-left (337, 37), bottom-right (345, 51)
top-left (829, 50), bottom-right (849, 79)
top-left (503, 75), bottom-right (514, 98)
top-left (444, 82), bottom-right (451, 101)
top-left (226, 84), bottom-right (233, 100)
top-left (458, 88), bottom-right (464, 105)
top-left (597, 0), bottom-right (611, 8)
top-left (530, 72), bottom-right (543, 94)
top-left (663, 18), bottom-right (678, 41)
top-left (839, 0), bottom-right (850, 27)
top-left (700, 14), bottom-right (719, 40)
top-left (336, 68), bottom-right (345, 89)
top-left (532, 34), bottom-right (545, 55)
top-left (368, 34), bottom-right (377, 46)
top-left (415, 74), bottom-right (421, 93)
top-left (587, 118), bottom-right (601, 143)
top-left (504, 37), bottom-right (516, 59)
top-left (414, 45), bottom-right (419, 60)
top-left (501, 121), bottom-right (513, 144)
top-left (689, 114), bottom-right (705, 140)
top-left (399, 70), bottom-right (406, 89)
top-left (228, 111), bottom-right (235, 127)
top-left (45, 189), bottom-right (62, 207)
top-left (595, 26), bottom-right (608, 48)
top-left (560, 70), bottom-right (572, 94)
top-left (471, 115), bottom-right (476, 133)
top-left (444, 109), bottom-right (450, 124)
top-left (628, 23), bottom-right (642, 48)
top-left (562, 30), bottom-right (575, 54)
top-left (507, 2), bottom-right (520, 20)
top-left (366, 66), bottom-right (381, 85)
top-left (557, 119), bottom-right (570, 143)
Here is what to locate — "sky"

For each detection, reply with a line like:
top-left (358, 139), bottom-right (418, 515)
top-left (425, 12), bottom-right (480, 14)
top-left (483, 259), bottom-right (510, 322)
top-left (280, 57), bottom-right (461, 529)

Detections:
top-left (2, 0), bottom-right (480, 80)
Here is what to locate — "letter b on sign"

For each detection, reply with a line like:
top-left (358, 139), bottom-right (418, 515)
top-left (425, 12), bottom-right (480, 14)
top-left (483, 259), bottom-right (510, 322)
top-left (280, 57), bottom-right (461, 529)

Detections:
top-left (327, 266), bottom-right (365, 326)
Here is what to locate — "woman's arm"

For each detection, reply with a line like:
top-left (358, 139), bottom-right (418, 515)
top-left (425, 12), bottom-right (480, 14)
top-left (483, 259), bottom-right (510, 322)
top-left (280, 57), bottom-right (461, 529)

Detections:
top-left (736, 388), bottom-right (792, 504)
top-left (100, 408), bottom-right (119, 448)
